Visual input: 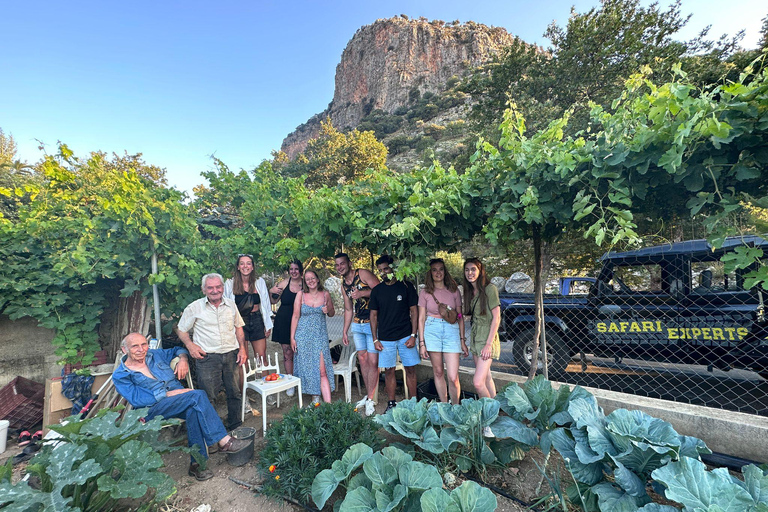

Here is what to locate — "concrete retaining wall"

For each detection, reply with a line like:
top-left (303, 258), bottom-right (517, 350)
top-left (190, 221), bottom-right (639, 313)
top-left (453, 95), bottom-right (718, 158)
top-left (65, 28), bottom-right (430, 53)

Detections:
top-left (0, 315), bottom-right (60, 388)
top-left (414, 362), bottom-right (768, 463)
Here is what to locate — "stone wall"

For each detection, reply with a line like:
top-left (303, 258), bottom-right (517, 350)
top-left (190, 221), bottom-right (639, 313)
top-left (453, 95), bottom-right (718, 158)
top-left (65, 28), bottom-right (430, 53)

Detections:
top-left (0, 315), bottom-right (59, 388)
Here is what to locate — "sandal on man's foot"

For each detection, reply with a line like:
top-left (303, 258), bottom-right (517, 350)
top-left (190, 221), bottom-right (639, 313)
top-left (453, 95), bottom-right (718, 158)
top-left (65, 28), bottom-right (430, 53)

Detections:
top-left (188, 462), bottom-right (214, 481)
top-left (219, 437), bottom-right (251, 453)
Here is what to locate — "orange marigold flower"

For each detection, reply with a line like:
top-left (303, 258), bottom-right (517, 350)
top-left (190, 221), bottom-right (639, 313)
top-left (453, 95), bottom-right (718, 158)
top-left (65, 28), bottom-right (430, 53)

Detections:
top-left (275, 475), bottom-right (280, 480)
top-left (314, 402), bottom-right (320, 407)
top-left (269, 465), bottom-right (276, 473)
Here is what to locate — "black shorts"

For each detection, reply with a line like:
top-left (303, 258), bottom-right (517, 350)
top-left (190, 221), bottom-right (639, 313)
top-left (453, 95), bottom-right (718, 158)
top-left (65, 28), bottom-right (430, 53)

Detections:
top-left (242, 311), bottom-right (266, 341)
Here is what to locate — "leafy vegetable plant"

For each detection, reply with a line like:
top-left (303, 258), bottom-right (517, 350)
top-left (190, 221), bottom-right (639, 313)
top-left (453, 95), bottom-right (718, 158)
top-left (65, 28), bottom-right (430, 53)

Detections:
top-left (0, 407), bottom-right (189, 511)
top-left (311, 443), bottom-right (498, 511)
top-left (376, 397), bottom-right (536, 477)
top-left (258, 400), bottom-right (383, 505)
top-left (651, 457), bottom-right (768, 512)
top-left (550, 395), bottom-right (710, 511)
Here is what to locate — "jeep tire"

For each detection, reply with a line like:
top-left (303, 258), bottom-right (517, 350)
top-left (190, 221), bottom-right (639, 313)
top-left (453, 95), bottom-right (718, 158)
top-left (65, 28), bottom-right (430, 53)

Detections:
top-left (512, 328), bottom-right (569, 378)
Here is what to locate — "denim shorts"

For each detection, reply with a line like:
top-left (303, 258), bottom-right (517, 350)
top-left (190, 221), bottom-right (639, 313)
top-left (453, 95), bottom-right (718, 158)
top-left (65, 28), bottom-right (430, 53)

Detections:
top-left (378, 335), bottom-right (421, 369)
top-left (351, 322), bottom-right (376, 352)
top-left (423, 317), bottom-right (461, 353)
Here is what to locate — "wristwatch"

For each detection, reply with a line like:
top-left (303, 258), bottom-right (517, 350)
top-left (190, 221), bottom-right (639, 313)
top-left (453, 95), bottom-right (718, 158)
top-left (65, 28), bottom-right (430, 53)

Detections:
top-left (410, 333), bottom-right (416, 338)
top-left (446, 306), bottom-right (453, 311)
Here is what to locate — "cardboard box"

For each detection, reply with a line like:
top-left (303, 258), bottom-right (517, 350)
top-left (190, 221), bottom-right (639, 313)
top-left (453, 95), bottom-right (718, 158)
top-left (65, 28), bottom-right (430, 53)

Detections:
top-left (43, 374), bottom-right (110, 433)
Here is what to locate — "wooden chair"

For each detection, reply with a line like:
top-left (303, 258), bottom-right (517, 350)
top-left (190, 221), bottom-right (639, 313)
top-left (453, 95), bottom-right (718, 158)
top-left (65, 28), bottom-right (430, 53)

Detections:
top-left (241, 352), bottom-right (302, 435)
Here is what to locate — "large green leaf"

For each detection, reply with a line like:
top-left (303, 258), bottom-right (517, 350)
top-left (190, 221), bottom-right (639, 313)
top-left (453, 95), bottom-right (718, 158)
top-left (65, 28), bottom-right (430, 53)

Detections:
top-left (339, 487), bottom-right (377, 512)
top-left (489, 416), bottom-right (538, 446)
top-left (652, 456), bottom-right (758, 512)
top-left (96, 439), bottom-right (171, 500)
top-left (741, 464), bottom-right (768, 504)
top-left (613, 460), bottom-right (647, 498)
top-left (550, 428), bottom-right (606, 485)
top-left (440, 427), bottom-right (466, 452)
top-left (450, 480), bottom-right (498, 511)
top-left (497, 383), bottom-right (531, 418)
top-left (380, 445), bottom-right (413, 472)
top-left (312, 468), bottom-right (341, 509)
top-left (375, 483), bottom-right (408, 512)
top-left (363, 452), bottom-right (398, 487)
top-left (0, 444), bottom-right (102, 512)
top-left (415, 426), bottom-right (445, 454)
top-left (421, 488), bottom-right (461, 512)
top-left (398, 461), bottom-right (443, 491)
top-left (592, 482), bottom-right (649, 512)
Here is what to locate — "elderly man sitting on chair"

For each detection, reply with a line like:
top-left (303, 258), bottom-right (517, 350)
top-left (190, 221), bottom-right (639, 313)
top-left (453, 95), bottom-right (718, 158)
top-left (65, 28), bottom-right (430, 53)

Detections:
top-left (112, 332), bottom-right (250, 481)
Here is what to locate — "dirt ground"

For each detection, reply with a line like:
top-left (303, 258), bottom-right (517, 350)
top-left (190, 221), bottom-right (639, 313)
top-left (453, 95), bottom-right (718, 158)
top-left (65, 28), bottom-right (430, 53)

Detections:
top-left (3, 384), bottom-right (549, 512)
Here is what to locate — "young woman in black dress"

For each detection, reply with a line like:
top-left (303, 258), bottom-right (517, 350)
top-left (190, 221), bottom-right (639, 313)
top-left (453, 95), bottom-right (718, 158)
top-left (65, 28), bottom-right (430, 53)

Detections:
top-left (269, 259), bottom-right (304, 383)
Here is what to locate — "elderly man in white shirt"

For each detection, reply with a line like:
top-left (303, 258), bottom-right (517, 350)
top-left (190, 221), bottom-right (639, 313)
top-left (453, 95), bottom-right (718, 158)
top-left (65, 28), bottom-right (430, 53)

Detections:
top-left (177, 273), bottom-right (248, 430)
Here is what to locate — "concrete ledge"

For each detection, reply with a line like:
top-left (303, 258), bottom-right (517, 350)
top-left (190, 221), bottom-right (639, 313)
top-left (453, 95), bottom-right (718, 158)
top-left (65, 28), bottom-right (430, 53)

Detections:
top-left (414, 362), bottom-right (768, 463)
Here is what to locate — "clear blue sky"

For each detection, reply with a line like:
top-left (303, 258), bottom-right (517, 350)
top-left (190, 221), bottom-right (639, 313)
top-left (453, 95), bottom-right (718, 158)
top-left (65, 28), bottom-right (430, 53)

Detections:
top-left (2, 0), bottom-right (765, 195)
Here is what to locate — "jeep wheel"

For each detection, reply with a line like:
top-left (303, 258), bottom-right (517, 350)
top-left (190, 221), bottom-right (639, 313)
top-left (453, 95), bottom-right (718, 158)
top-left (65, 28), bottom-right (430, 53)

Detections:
top-left (512, 328), bottom-right (569, 378)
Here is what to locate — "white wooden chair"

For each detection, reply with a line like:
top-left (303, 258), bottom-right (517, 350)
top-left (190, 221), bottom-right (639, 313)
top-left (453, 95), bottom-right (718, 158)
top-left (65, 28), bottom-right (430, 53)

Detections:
top-left (373, 353), bottom-right (409, 403)
top-left (241, 352), bottom-right (302, 435)
top-left (329, 338), bottom-right (361, 403)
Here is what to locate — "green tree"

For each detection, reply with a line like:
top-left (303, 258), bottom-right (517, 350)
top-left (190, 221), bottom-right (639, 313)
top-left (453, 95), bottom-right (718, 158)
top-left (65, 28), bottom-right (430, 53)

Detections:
top-left (466, 0), bottom-right (738, 141)
top-left (0, 128), bottom-right (18, 164)
top-left (0, 128), bottom-right (40, 219)
top-left (0, 145), bottom-right (204, 364)
top-left (280, 118), bottom-right (388, 188)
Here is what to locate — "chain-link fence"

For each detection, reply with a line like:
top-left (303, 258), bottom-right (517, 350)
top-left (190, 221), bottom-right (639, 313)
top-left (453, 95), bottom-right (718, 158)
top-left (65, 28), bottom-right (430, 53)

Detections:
top-left (495, 237), bottom-right (768, 416)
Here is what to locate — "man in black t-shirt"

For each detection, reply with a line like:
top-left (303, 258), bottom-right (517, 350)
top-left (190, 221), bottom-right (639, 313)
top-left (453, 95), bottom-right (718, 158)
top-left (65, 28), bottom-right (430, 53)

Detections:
top-left (369, 255), bottom-right (420, 413)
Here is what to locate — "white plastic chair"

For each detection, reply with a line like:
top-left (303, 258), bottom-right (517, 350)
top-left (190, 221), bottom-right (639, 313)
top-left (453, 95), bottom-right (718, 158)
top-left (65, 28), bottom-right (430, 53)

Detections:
top-left (330, 338), bottom-right (361, 403)
top-left (373, 353), bottom-right (409, 403)
top-left (241, 352), bottom-right (302, 435)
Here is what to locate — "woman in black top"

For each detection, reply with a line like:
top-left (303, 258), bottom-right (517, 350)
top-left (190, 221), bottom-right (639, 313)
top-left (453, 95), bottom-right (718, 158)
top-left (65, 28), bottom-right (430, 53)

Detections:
top-left (269, 259), bottom-right (304, 377)
top-left (224, 254), bottom-right (273, 362)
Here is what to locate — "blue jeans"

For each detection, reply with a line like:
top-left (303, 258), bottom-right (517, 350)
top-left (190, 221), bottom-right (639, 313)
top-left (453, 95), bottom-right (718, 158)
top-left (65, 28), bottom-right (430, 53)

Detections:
top-left (147, 389), bottom-right (227, 461)
top-left (195, 350), bottom-right (242, 430)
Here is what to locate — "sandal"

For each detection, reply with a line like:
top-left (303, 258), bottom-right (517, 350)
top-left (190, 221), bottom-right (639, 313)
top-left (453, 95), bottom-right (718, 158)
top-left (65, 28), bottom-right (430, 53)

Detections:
top-left (18, 431), bottom-right (31, 447)
top-left (31, 430), bottom-right (43, 442)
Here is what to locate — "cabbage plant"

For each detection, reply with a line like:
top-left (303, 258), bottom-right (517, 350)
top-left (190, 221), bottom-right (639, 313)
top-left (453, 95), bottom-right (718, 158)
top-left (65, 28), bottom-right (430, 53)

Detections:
top-left (376, 397), bottom-right (537, 475)
top-left (551, 395), bottom-right (711, 511)
top-left (311, 443), bottom-right (497, 511)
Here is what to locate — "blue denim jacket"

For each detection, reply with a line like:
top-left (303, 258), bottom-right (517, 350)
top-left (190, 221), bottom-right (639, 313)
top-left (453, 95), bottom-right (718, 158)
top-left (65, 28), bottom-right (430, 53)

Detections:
top-left (112, 347), bottom-right (189, 408)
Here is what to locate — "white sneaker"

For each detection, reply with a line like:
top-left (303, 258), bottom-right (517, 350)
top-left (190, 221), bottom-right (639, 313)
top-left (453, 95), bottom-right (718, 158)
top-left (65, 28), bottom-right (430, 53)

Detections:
top-left (355, 396), bottom-right (369, 410)
top-left (483, 426), bottom-right (494, 438)
top-left (364, 398), bottom-right (376, 417)
top-left (286, 387), bottom-right (295, 397)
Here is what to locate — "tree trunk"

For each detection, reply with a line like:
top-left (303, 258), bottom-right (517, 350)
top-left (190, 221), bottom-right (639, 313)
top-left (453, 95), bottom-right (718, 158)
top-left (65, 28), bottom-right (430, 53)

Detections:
top-left (101, 288), bottom-right (151, 360)
top-left (527, 228), bottom-right (548, 380)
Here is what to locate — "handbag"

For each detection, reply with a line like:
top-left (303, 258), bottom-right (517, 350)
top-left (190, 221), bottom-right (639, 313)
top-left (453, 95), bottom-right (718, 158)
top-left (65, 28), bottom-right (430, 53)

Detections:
top-left (429, 292), bottom-right (458, 324)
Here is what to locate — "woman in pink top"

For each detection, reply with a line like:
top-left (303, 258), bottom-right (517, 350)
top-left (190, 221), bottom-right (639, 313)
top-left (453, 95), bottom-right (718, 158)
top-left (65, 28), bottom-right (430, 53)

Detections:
top-left (418, 258), bottom-right (467, 403)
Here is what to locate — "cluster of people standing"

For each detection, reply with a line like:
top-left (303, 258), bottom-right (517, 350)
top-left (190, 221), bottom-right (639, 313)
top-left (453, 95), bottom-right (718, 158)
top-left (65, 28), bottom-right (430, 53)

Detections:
top-left (112, 252), bottom-right (502, 480)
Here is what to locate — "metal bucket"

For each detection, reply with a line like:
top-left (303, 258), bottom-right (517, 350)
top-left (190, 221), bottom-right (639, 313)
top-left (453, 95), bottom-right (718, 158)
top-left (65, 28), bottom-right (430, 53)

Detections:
top-left (226, 427), bottom-right (255, 467)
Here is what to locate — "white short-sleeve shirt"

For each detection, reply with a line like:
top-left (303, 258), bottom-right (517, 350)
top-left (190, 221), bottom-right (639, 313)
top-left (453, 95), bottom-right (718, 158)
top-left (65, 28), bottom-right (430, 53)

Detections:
top-left (177, 296), bottom-right (245, 353)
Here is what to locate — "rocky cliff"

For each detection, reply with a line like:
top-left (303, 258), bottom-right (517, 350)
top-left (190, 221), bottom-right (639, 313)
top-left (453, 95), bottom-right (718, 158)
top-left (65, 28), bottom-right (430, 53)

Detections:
top-left (281, 17), bottom-right (515, 159)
